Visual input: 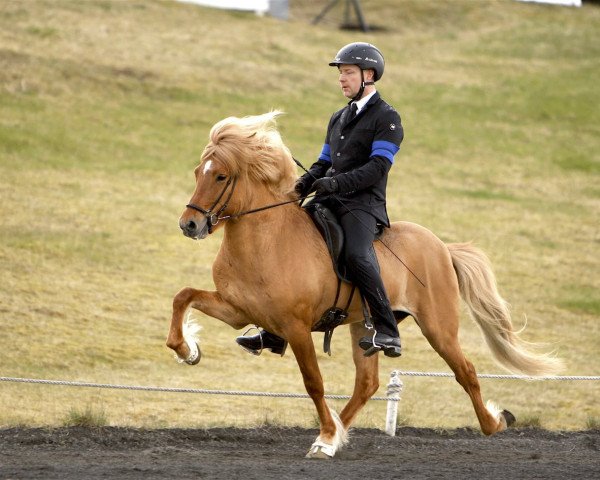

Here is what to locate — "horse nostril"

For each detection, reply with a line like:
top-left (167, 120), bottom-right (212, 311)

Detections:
top-left (185, 220), bottom-right (197, 232)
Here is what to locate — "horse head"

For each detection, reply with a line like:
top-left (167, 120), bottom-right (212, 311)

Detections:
top-left (179, 111), bottom-right (297, 240)
top-left (179, 157), bottom-right (235, 239)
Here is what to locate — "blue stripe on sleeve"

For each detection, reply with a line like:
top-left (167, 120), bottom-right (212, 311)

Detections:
top-left (371, 140), bottom-right (400, 164)
top-left (318, 144), bottom-right (332, 163)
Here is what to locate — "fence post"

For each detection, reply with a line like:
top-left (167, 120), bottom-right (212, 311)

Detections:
top-left (385, 370), bottom-right (403, 436)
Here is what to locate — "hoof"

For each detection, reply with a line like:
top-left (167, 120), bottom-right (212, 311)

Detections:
top-left (177, 312), bottom-right (202, 365)
top-left (501, 409), bottom-right (516, 428)
top-left (306, 441), bottom-right (335, 459)
top-left (173, 340), bottom-right (201, 365)
top-left (184, 340), bottom-right (201, 365)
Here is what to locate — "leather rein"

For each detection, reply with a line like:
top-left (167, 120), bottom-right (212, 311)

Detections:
top-left (186, 176), bottom-right (312, 234)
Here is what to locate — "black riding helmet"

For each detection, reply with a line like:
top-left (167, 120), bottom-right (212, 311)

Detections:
top-left (329, 42), bottom-right (385, 102)
top-left (329, 42), bottom-right (385, 81)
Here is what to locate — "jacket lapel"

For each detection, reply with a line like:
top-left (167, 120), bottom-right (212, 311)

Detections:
top-left (342, 92), bottom-right (381, 128)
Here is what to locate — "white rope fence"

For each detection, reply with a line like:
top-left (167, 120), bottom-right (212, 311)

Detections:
top-left (2, 371), bottom-right (599, 436)
top-left (392, 371), bottom-right (600, 381)
top-left (0, 376), bottom-right (378, 401)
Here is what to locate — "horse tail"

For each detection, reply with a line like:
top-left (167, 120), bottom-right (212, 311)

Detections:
top-left (448, 242), bottom-right (563, 376)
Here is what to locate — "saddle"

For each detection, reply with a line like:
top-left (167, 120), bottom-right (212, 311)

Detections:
top-left (305, 202), bottom-right (351, 283)
top-left (305, 202), bottom-right (381, 355)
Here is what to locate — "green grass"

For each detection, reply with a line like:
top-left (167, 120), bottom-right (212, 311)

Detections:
top-left (0, 0), bottom-right (598, 432)
top-left (586, 417), bottom-right (600, 430)
top-left (558, 286), bottom-right (600, 316)
top-left (62, 405), bottom-right (108, 428)
top-left (516, 415), bottom-right (542, 429)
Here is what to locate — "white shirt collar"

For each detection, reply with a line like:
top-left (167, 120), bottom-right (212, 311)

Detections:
top-left (352, 90), bottom-right (377, 114)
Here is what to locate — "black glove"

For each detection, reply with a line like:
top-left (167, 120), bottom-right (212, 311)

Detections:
top-left (294, 177), bottom-right (313, 197)
top-left (312, 177), bottom-right (339, 195)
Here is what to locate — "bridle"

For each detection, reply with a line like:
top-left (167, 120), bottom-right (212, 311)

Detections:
top-left (186, 175), bottom-right (308, 235)
top-left (186, 176), bottom-right (237, 234)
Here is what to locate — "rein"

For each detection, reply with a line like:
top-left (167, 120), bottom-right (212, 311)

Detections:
top-left (184, 165), bottom-right (424, 287)
top-left (186, 175), bottom-right (315, 232)
top-left (220, 194), bottom-right (315, 222)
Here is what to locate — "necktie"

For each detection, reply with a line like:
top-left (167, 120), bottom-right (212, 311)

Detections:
top-left (349, 102), bottom-right (358, 121)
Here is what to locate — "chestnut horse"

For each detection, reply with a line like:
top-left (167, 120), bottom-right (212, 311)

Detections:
top-left (166, 111), bottom-right (562, 458)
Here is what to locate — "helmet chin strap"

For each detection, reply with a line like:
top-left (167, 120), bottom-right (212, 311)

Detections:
top-left (352, 69), bottom-right (375, 102)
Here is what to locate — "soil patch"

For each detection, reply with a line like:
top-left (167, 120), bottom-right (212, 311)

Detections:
top-left (0, 426), bottom-right (598, 479)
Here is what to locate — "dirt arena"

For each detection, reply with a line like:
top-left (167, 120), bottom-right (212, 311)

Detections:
top-left (0, 426), bottom-right (598, 479)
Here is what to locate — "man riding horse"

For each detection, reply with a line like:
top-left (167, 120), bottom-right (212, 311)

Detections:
top-left (236, 42), bottom-right (404, 358)
top-left (172, 44), bottom-right (561, 457)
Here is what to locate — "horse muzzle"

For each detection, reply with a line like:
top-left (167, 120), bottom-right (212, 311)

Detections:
top-left (179, 216), bottom-right (210, 240)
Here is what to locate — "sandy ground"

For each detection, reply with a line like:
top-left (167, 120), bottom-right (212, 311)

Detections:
top-left (0, 426), bottom-right (598, 479)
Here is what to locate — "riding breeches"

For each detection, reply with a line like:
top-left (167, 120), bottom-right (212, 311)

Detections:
top-left (338, 208), bottom-right (399, 338)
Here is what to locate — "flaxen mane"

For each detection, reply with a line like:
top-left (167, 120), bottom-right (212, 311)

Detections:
top-left (200, 111), bottom-right (296, 197)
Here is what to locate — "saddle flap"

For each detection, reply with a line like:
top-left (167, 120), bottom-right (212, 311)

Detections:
top-left (306, 203), bottom-right (349, 282)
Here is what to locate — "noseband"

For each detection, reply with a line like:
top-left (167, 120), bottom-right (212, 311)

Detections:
top-left (185, 175), bottom-right (316, 235)
top-left (186, 177), bottom-right (237, 234)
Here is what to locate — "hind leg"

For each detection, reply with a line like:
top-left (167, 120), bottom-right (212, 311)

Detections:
top-left (418, 306), bottom-right (510, 435)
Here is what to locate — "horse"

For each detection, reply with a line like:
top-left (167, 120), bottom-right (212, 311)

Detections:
top-left (166, 111), bottom-right (563, 459)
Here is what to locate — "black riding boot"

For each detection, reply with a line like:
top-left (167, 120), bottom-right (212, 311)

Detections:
top-left (236, 329), bottom-right (287, 356)
top-left (359, 329), bottom-right (402, 357)
top-left (338, 209), bottom-right (402, 358)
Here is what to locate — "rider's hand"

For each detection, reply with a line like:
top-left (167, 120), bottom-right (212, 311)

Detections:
top-left (313, 177), bottom-right (339, 195)
top-left (294, 178), bottom-right (312, 197)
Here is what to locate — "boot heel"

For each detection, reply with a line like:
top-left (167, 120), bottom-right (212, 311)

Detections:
top-left (383, 345), bottom-right (402, 358)
top-left (362, 345), bottom-right (381, 357)
top-left (271, 341), bottom-right (288, 356)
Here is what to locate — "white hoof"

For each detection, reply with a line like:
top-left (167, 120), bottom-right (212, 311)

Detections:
top-left (184, 339), bottom-right (201, 365)
top-left (173, 338), bottom-right (201, 365)
top-left (173, 312), bottom-right (202, 365)
top-left (305, 407), bottom-right (348, 459)
top-left (306, 440), bottom-right (335, 459)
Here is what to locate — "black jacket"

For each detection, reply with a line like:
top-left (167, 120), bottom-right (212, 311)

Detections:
top-left (303, 92), bottom-right (403, 227)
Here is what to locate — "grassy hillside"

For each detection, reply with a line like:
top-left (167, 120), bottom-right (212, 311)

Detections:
top-left (0, 0), bottom-right (598, 431)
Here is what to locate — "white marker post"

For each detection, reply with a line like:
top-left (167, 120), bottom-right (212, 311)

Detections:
top-left (385, 370), bottom-right (403, 436)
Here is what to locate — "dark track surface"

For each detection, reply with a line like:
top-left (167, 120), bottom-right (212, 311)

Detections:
top-left (1, 426), bottom-right (599, 479)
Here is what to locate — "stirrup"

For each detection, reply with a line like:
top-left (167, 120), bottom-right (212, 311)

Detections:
top-left (360, 330), bottom-right (381, 357)
top-left (236, 326), bottom-right (288, 357)
top-left (359, 330), bottom-right (402, 358)
top-left (237, 326), bottom-right (264, 356)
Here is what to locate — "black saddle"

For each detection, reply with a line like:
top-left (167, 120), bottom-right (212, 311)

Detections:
top-left (305, 202), bottom-right (385, 355)
top-left (305, 202), bottom-right (351, 283)
top-left (306, 202), bottom-right (383, 283)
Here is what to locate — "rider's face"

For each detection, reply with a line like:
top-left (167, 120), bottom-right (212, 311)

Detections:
top-left (338, 64), bottom-right (362, 99)
top-left (338, 64), bottom-right (374, 99)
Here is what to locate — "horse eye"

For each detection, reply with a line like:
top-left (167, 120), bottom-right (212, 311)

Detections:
top-left (216, 174), bottom-right (227, 182)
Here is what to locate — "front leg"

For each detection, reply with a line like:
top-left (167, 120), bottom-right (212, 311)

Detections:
top-left (339, 322), bottom-right (380, 429)
top-left (166, 287), bottom-right (247, 361)
top-left (286, 327), bottom-right (347, 458)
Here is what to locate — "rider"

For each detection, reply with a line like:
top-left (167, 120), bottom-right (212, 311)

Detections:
top-left (236, 42), bottom-right (404, 358)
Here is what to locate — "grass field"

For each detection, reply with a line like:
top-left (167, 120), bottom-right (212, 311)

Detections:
top-left (1, 0), bottom-right (598, 431)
